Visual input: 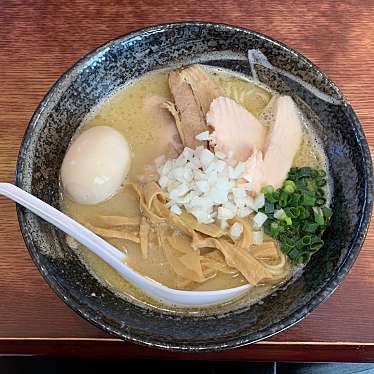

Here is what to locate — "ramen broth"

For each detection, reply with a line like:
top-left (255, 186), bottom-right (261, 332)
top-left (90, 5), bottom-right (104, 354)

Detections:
top-left (62, 68), bottom-right (327, 310)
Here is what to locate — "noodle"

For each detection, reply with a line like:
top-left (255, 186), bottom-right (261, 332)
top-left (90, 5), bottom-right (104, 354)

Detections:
top-left (139, 217), bottom-right (150, 259)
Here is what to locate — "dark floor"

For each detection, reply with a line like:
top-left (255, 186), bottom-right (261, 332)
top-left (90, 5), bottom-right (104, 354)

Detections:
top-left (0, 359), bottom-right (374, 374)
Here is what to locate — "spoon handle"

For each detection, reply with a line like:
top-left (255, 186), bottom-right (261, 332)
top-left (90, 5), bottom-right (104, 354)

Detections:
top-left (0, 182), bottom-right (250, 306)
top-left (0, 183), bottom-right (125, 261)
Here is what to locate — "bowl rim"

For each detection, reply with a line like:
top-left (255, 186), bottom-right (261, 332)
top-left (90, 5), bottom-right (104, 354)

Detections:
top-left (15, 21), bottom-right (373, 351)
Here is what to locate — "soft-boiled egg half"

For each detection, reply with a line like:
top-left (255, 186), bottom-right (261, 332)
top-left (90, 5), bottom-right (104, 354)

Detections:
top-left (61, 126), bottom-right (131, 205)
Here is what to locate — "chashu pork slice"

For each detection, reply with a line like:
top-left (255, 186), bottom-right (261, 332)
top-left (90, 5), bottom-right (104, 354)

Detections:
top-left (168, 69), bottom-right (207, 149)
top-left (207, 96), bottom-right (266, 161)
top-left (168, 64), bottom-right (222, 149)
top-left (261, 96), bottom-right (303, 189)
top-left (244, 149), bottom-right (265, 195)
top-left (180, 64), bottom-right (223, 115)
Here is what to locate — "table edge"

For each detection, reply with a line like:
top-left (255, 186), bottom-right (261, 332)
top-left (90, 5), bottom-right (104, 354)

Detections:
top-left (0, 338), bottom-right (373, 362)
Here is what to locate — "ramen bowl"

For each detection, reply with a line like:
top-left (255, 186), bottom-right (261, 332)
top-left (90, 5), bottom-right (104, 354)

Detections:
top-left (16, 22), bottom-right (372, 351)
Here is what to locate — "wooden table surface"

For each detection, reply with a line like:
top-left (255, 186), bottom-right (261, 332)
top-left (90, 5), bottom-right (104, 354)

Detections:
top-left (1, 0), bottom-right (374, 362)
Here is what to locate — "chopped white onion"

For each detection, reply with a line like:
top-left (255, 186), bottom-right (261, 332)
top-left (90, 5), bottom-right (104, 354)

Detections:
top-left (233, 186), bottom-right (246, 200)
top-left (195, 131), bottom-right (210, 141)
top-left (170, 204), bottom-right (182, 215)
top-left (158, 147), bottom-right (268, 226)
top-left (199, 148), bottom-right (215, 167)
top-left (160, 160), bottom-right (172, 175)
top-left (253, 230), bottom-right (264, 245)
top-left (166, 180), bottom-right (179, 193)
top-left (245, 195), bottom-right (255, 209)
top-left (182, 147), bottom-right (194, 160)
top-left (253, 193), bottom-right (265, 210)
top-left (188, 195), bottom-right (211, 208)
top-left (219, 219), bottom-right (229, 230)
top-left (159, 175), bottom-right (169, 188)
top-left (274, 208), bottom-right (286, 220)
top-left (195, 180), bottom-right (209, 193)
top-left (253, 211), bottom-right (268, 228)
top-left (173, 167), bottom-right (186, 182)
top-left (210, 188), bottom-right (229, 204)
top-left (218, 207), bottom-right (235, 220)
top-left (237, 206), bottom-right (253, 218)
top-left (190, 157), bottom-right (201, 169)
top-left (169, 184), bottom-right (189, 199)
top-left (223, 201), bottom-right (237, 213)
top-left (230, 222), bottom-right (243, 240)
top-left (193, 169), bottom-right (206, 180)
top-left (215, 160), bottom-right (227, 173)
top-left (183, 167), bottom-right (193, 182)
top-left (190, 209), bottom-right (214, 224)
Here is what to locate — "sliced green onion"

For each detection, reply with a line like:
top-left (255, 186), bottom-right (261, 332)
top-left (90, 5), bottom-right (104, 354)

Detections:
top-left (317, 178), bottom-right (327, 187)
top-left (263, 220), bottom-right (272, 235)
top-left (290, 193), bottom-right (301, 206)
top-left (273, 191), bottom-right (280, 201)
top-left (266, 191), bottom-right (279, 203)
top-left (313, 207), bottom-right (325, 226)
top-left (312, 169), bottom-right (319, 178)
top-left (316, 188), bottom-right (325, 197)
top-left (301, 193), bottom-right (316, 206)
top-left (285, 206), bottom-right (300, 218)
top-left (303, 222), bottom-right (319, 233)
top-left (279, 192), bottom-right (290, 207)
top-left (283, 180), bottom-right (296, 194)
top-left (301, 235), bottom-right (312, 246)
top-left (299, 167), bottom-right (313, 177)
top-left (310, 238), bottom-right (324, 251)
top-left (274, 208), bottom-right (292, 225)
top-left (261, 166), bottom-right (330, 265)
top-left (318, 170), bottom-right (327, 178)
top-left (296, 178), bottom-right (307, 189)
top-left (270, 221), bottom-right (281, 237)
top-left (284, 216), bottom-right (292, 225)
top-left (281, 242), bottom-right (293, 254)
top-left (264, 201), bottom-right (274, 214)
top-left (322, 207), bottom-right (332, 220)
top-left (261, 185), bottom-right (274, 195)
top-left (301, 253), bottom-right (311, 263)
top-left (307, 179), bottom-right (317, 191)
top-left (298, 206), bottom-right (310, 219)
top-left (316, 197), bottom-right (326, 206)
top-left (288, 248), bottom-right (301, 261)
top-left (284, 236), bottom-right (295, 246)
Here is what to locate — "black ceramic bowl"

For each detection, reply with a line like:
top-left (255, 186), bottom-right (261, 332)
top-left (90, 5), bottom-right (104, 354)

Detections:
top-left (16, 22), bottom-right (372, 351)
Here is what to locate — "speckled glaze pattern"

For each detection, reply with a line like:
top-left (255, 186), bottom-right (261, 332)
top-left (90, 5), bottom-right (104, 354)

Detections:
top-left (16, 23), bottom-right (373, 351)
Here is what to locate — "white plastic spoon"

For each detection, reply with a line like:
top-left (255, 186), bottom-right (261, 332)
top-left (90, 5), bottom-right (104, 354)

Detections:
top-left (0, 182), bottom-right (251, 306)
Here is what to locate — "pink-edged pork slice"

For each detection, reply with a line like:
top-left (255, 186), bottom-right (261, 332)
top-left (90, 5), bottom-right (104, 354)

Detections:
top-left (207, 96), bottom-right (266, 162)
top-left (261, 96), bottom-right (303, 189)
